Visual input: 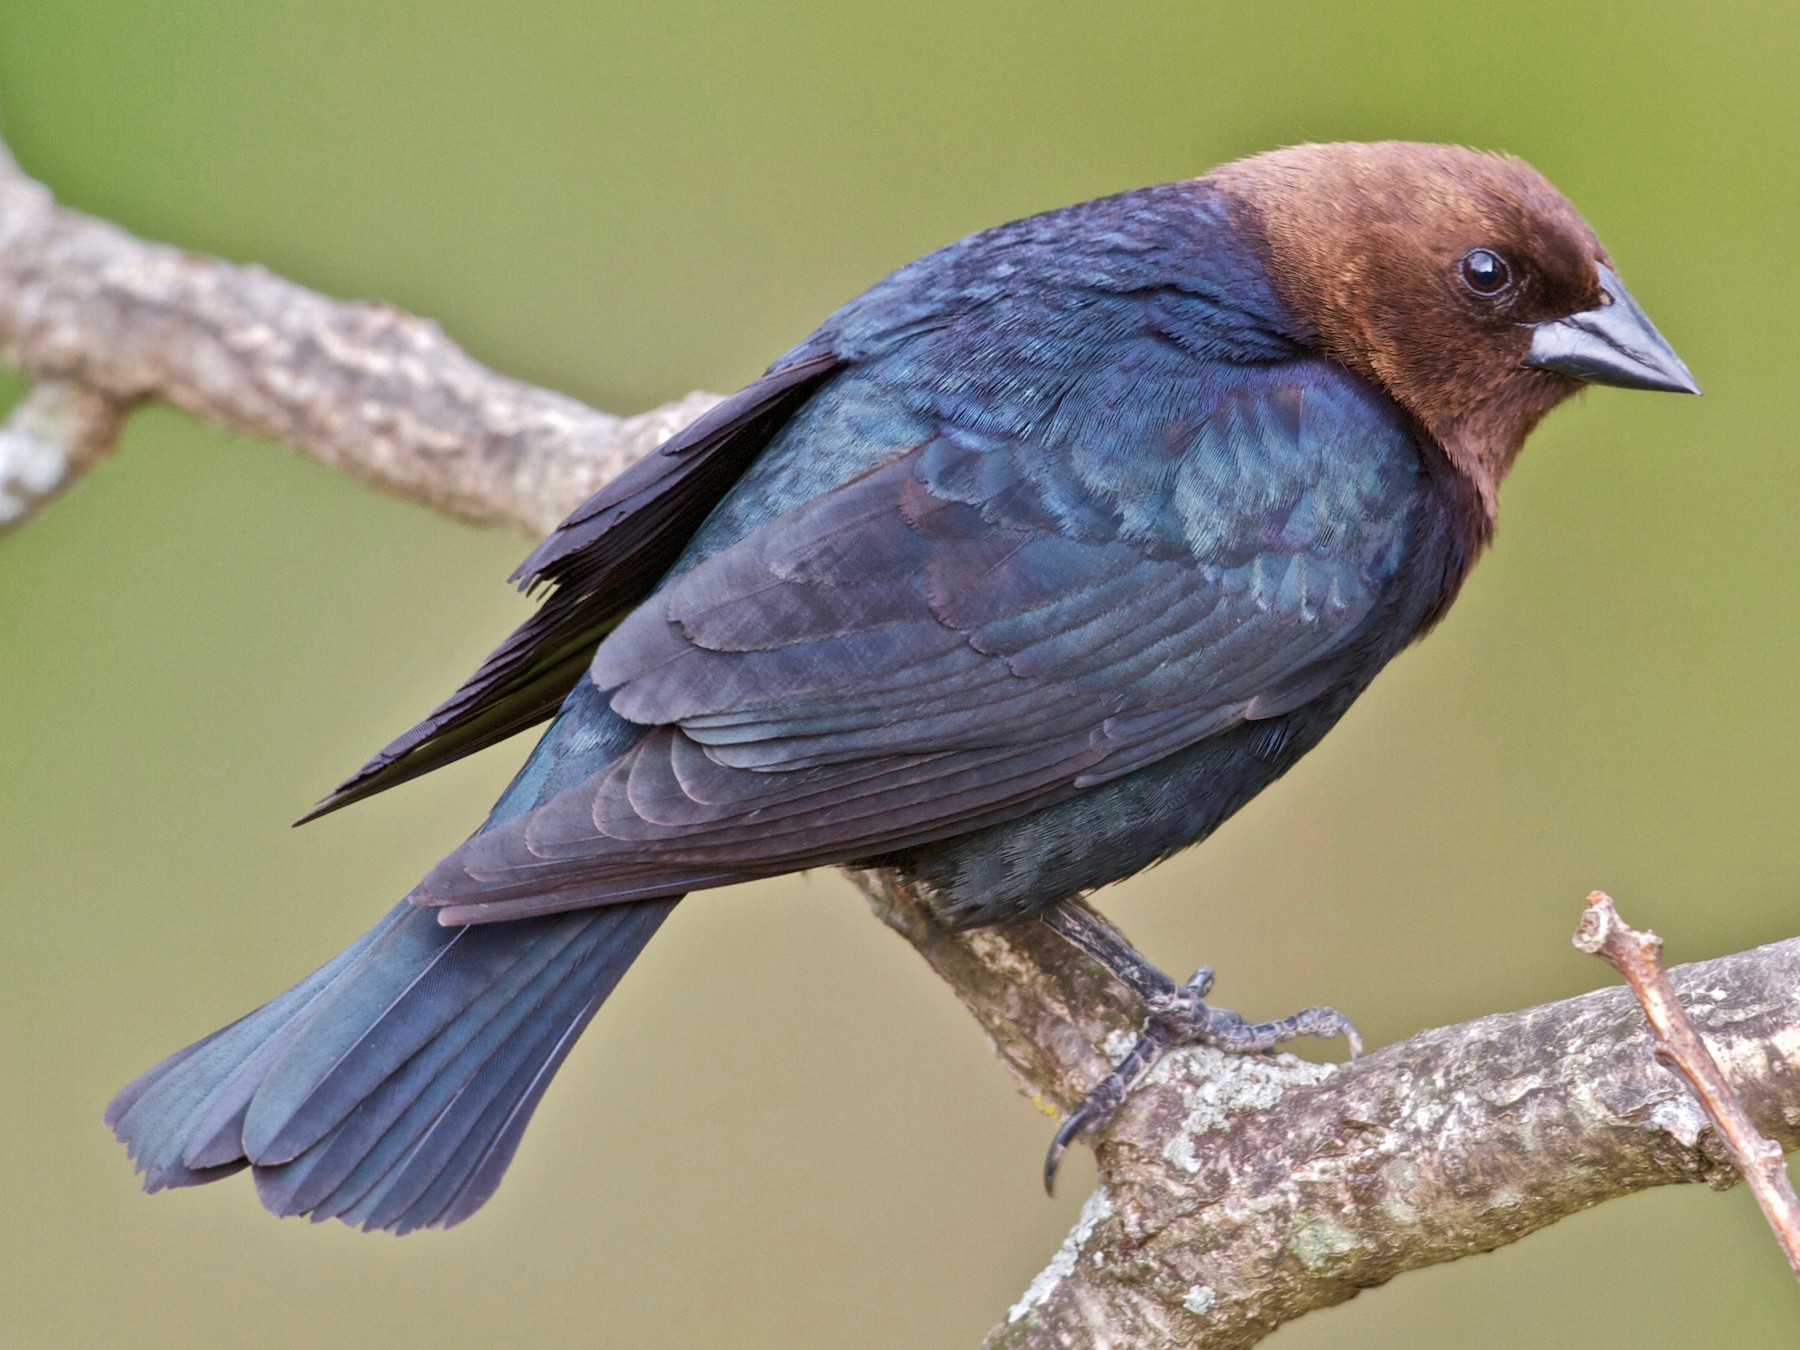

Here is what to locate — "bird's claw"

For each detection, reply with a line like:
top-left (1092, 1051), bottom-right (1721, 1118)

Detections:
top-left (1042, 964), bottom-right (1361, 1194)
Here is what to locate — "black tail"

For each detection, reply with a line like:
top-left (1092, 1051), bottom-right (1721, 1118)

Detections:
top-left (106, 897), bottom-right (675, 1233)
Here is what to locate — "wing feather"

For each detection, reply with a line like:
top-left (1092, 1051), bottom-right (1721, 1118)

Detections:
top-left (299, 352), bottom-right (840, 821)
top-left (414, 356), bottom-right (1427, 923)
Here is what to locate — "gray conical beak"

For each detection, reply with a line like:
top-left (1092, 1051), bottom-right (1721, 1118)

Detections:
top-left (1523, 265), bottom-right (1700, 395)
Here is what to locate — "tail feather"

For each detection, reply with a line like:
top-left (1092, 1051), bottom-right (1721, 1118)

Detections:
top-left (106, 905), bottom-right (409, 1188)
top-left (245, 910), bottom-right (578, 1164)
top-left (259, 903), bottom-right (654, 1230)
top-left (107, 898), bottom-right (675, 1231)
top-left (251, 916), bottom-right (599, 1221)
top-left (329, 943), bottom-right (614, 1234)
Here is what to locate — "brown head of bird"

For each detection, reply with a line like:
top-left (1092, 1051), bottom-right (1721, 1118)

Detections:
top-left (1212, 141), bottom-right (1698, 522)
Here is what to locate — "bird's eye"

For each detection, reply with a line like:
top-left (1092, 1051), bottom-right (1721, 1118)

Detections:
top-left (1458, 248), bottom-right (1513, 298)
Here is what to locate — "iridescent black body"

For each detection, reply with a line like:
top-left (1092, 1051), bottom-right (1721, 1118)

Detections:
top-left (108, 146), bottom-right (1694, 1232)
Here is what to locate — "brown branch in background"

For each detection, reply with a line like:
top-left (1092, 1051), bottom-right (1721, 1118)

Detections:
top-left (1575, 890), bottom-right (1800, 1280)
top-left (5, 125), bottom-right (1800, 1348)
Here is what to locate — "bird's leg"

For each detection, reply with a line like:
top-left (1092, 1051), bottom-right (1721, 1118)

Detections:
top-left (1039, 903), bottom-right (1362, 1193)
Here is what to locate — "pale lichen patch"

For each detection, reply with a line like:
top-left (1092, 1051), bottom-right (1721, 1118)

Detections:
top-left (0, 412), bottom-right (68, 519)
top-left (1006, 1187), bottom-right (1113, 1324)
top-left (964, 927), bottom-right (1043, 986)
top-left (1156, 1049), bottom-right (1335, 1175)
top-left (1103, 1028), bottom-right (1139, 1066)
top-left (1290, 1215), bottom-right (1357, 1272)
top-left (1648, 1095), bottom-right (1710, 1149)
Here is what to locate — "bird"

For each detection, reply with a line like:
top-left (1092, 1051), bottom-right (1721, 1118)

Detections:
top-left (106, 141), bottom-right (1698, 1233)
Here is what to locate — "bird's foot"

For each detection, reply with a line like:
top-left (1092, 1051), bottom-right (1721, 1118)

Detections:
top-left (1039, 904), bottom-right (1361, 1194)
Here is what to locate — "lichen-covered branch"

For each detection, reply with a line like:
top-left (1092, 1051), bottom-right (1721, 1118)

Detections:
top-left (5, 126), bottom-right (1799, 1350)
top-left (870, 878), bottom-right (1800, 1348)
top-left (989, 929), bottom-right (1800, 1347)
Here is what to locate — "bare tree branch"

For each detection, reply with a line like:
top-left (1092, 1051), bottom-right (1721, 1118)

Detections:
top-left (0, 379), bottom-right (126, 535)
top-left (1576, 891), bottom-right (1800, 1279)
top-left (5, 130), bottom-right (1798, 1348)
top-left (0, 133), bottom-right (719, 536)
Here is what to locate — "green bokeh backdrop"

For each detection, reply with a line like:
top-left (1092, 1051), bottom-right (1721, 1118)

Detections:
top-left (2, 2), bottom-right (1796, 1345)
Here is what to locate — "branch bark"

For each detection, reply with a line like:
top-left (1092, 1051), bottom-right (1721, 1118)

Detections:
top-left (0, 132), bottom-right (718, 537)
top-left (0, 378), bottom-right (126, 535)
top-left (1575, 891), bottom-right (1800, 1277)
top-left (5, 129), bottom-right (1797, 1348)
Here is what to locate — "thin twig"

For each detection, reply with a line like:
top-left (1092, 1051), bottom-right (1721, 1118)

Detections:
top-left (1574, 890), bottom-right (1800, 1279)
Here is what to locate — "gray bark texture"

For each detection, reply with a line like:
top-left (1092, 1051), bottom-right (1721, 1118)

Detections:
top-left (4, 129), bottom-right (1797, 1348)
top-left (0, 133), bottom-right (718, 537)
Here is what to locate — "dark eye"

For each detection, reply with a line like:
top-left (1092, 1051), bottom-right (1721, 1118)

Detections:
top-left (1458, 248), bottom-right (1513, 298)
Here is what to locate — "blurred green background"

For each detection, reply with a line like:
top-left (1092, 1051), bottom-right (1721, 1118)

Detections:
top-left (1, 1), bottom-right (1796, 1345)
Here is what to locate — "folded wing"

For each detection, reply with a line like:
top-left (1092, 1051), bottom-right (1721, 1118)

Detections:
top-left (300, 352), bottom-right (841, 822)
top-left (416, 357), bottom-right (1428, 923)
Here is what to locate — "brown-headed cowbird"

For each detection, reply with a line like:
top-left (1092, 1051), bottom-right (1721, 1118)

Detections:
top-left (108, 141), bottom-right (1695, 1231)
